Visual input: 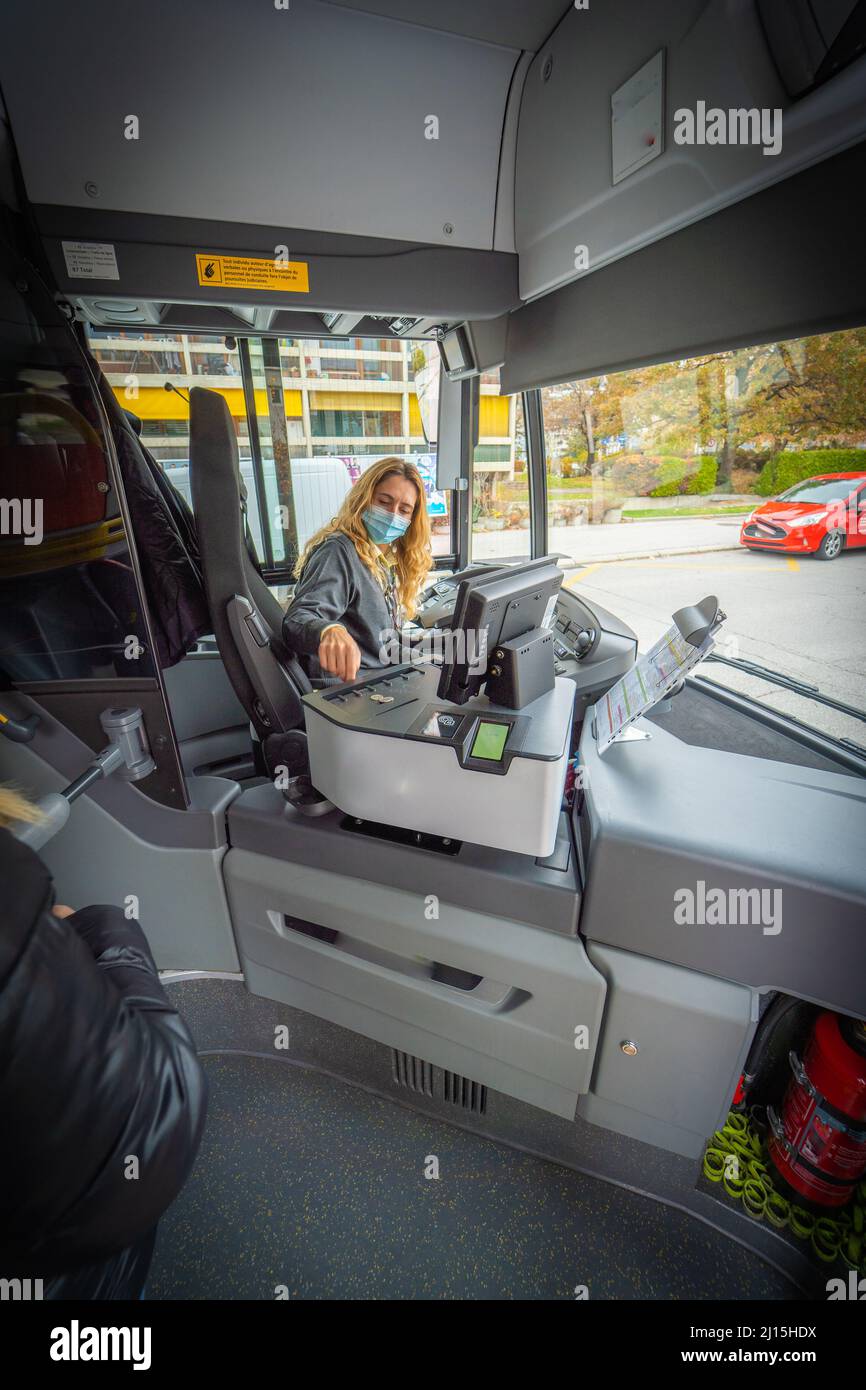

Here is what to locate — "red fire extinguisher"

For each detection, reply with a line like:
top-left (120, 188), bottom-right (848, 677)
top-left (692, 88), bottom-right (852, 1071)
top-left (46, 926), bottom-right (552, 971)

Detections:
top-left (768, 1011), bottom-right (866, 1209)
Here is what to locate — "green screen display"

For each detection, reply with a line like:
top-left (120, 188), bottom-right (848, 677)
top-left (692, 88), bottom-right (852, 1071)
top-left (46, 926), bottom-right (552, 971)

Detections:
top-left (470, 720), bottom-right (510, 762)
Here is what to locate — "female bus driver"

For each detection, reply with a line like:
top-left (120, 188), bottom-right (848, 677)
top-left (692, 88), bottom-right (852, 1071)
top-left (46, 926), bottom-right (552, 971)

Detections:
top-left (283, 456), bottom-right (432, 682)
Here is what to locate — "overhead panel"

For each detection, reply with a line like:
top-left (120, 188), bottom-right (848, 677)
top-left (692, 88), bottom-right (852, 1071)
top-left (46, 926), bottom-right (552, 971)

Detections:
top-left (325, 0), bottom-right (573, 51)
top-left (514, 0), bottom-right (866, 302)
top-left (501, 140), bottom-right (866, 393)
top-left (32, 208), bottom-right (520, 325)
top-left (0, 0), bottom-right (520, 252)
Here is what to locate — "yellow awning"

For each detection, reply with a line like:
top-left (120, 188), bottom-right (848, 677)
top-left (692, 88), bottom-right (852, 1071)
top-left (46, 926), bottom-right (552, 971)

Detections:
top-left (480, 394), bottom-right (509, 435)
top-left (113, 385), bottom-right (506, 432)
top-left (112, 386), bottom-right (303, 419)
top-left (310, 391), bottom-right (401, 412)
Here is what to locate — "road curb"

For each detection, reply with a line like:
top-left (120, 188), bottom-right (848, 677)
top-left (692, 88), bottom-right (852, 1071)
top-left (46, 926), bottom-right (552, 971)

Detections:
top-left (561, 544), bottom-right (742, 568)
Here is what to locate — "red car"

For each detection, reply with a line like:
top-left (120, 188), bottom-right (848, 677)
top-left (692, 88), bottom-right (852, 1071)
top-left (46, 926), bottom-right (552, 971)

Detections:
top-left (740, 472), bottom-right (866, 560)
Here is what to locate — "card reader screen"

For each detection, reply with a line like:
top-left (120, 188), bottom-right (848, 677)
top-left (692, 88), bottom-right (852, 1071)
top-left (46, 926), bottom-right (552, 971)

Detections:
top-left (470, 720), bottom-right (509, 762)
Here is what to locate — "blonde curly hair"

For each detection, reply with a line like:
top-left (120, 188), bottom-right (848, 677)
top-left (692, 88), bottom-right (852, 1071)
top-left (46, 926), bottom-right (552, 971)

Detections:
top-left (294, 457), bottom-right (432, 619)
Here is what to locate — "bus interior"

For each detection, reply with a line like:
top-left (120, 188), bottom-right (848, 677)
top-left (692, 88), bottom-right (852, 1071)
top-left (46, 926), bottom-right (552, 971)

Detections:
top-left (1, 0), bottom-right (866, 1309)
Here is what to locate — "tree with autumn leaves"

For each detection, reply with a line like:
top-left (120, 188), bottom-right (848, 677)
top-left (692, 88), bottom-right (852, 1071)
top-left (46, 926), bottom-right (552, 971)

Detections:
top-left (541, 327), bottom-right (866, 520)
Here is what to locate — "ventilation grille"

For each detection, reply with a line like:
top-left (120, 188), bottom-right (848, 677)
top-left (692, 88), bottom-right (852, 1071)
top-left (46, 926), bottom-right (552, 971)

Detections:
top-left (444, 1071), bottom-right (488, 1115)
top-left (391, 1049), bottom-right (433, 1096)
top-left (391, 1050), bottom-right (487, 1114)
top-left (744, 522), bottom-right (787, 539)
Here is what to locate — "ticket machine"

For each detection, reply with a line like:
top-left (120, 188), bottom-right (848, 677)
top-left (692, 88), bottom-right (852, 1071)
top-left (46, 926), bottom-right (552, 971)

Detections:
top-left (303, 558), bottom-right (576, 857)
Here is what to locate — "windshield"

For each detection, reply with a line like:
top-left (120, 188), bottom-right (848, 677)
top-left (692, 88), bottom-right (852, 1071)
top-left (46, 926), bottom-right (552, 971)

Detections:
top-left (538, 325), bottom-right (866, 747)
top-left (776, 478), bottom-right (865, 503)
top-left (86, 329), bottom-right (455, 586)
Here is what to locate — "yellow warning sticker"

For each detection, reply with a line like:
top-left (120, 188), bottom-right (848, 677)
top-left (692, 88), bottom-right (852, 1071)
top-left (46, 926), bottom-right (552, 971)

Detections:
top-left (195, 253), bottom-right (309, 293)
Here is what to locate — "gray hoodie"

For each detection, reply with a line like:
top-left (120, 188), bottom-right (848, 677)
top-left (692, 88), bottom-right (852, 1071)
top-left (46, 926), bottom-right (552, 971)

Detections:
top-left (282, 532), bottom-right (397, 678)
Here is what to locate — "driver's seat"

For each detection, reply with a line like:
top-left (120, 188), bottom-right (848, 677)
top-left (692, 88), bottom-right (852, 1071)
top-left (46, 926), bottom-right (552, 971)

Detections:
top-left (188, 386), bottom-right (311, 750)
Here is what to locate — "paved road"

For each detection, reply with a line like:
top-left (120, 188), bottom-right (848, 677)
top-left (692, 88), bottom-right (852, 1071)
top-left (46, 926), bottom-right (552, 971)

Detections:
top-left (562, 537), bottom-right (866, 748)
top-left (462, 512), bottom-right (866, 745)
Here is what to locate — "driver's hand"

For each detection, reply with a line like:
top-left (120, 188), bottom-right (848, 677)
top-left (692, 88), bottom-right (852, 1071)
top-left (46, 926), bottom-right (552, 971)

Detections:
top-left (318, 625), bottom-right (361, 682)
top-left (52, 904), bottom-right (76, 919)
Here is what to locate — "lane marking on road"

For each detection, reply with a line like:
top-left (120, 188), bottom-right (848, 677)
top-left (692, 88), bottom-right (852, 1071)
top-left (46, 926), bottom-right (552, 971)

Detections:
top-left (565, 563), bottom-right (604, 582)
top-left (565, 557), bottom-right (796, 583)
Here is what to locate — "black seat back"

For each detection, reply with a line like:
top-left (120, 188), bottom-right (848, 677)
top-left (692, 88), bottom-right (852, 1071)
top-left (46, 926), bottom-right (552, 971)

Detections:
top-left (188, 386), bottom-right (309, 738)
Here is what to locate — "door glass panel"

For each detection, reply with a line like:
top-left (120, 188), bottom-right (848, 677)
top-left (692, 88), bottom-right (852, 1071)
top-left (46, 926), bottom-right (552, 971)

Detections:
top-left (471, 373), bottom-right (530, 562)
top-left (2, 316), bottom-right (156, 682)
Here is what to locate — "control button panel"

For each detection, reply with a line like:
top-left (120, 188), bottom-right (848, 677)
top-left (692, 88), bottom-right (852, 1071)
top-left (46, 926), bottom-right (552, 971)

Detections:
top-left (552, 598), bottom-right (598, 664)
top-left (323, 665), bottom-right (426, 712)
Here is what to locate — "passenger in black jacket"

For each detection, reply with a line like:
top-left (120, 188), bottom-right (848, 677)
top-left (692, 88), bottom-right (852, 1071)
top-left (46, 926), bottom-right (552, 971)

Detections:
top-left (0, 800), bottom-right (208, 1300)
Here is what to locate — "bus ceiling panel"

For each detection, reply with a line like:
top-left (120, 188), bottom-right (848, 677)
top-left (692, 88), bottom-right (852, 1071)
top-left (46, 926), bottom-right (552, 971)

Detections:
top-left (514, 0), bottom-right (866, 302)
top-left (325, 0), bottom-right (573, 51)
top-left (0, 0), bottom-right (521, 253)
top-left (500, 138), bottom-right (866, 394)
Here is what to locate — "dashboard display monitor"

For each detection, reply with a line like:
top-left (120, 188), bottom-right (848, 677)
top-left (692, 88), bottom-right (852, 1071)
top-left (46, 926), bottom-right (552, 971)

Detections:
top-left (436, 555), bottom-right (563, 708)
top-left (439, 326), bottom-right (471, 376)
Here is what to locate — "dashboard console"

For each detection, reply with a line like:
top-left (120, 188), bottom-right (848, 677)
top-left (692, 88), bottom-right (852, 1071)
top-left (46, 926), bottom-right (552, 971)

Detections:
top-left (416, 567), bottom-right (638, 721)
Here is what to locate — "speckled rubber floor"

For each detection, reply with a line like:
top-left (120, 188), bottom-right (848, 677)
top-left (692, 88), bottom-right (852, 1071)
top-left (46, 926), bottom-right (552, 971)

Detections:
top-left (147, 1052), bottom-right (798, 1300)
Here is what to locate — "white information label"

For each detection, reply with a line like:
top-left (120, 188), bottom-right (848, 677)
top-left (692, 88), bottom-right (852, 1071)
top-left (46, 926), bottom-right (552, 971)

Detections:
top-left (61, 240), bottom-right (120, 280)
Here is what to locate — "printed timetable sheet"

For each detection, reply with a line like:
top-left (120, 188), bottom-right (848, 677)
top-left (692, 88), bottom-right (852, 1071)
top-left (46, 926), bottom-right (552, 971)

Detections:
top-left (593, 622), bottom-right (715, 754)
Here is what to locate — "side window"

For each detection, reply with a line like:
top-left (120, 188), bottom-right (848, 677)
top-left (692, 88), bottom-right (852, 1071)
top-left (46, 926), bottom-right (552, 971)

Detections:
top-left (471, 372), bottom-right (530, 562)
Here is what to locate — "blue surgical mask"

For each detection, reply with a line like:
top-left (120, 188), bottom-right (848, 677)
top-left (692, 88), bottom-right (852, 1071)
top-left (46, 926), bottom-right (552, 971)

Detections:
top-left (362, 503), bottom-right (410, 544)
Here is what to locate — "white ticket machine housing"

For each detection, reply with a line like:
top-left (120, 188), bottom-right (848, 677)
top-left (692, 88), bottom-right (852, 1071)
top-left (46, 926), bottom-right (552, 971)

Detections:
top-left (303, 664), bottom-right (576, 857)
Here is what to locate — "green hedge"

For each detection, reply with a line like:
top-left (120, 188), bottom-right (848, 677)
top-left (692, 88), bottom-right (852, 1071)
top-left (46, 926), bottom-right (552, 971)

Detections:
top-left (756, 449), bottom-right (866, 497)
top-left (607, 452), bottom-right (719, 497)
top-left (650, 457), bottom-right (687, 497)
top-left (607, 453), bottom-right (673, 496)
top-left (684, 456), bottom-right (718, 495)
